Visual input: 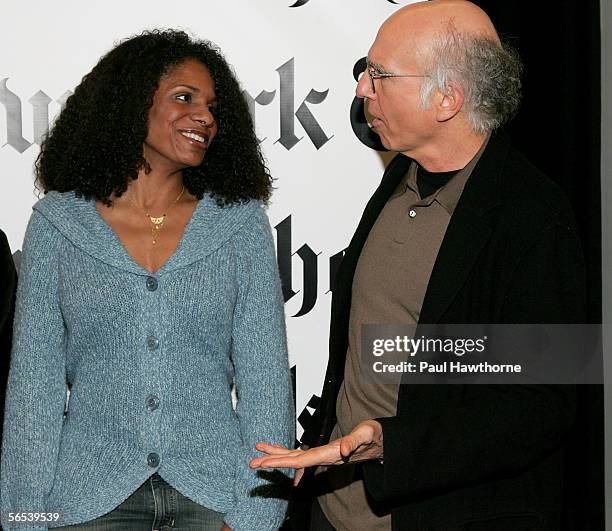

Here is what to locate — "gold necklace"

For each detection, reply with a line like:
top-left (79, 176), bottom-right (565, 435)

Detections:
top-left (127, 185), bottom-right (185, 245)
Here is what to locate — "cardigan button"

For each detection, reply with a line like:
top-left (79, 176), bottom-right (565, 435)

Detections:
top-left (147, 452), bottom-right (160, 468)
top-left (147, 336), bottom-right (159, 350)
top-left (146, 276), bottom-right (158, 291)
top-left (146, 395), bottom-right (160, 411)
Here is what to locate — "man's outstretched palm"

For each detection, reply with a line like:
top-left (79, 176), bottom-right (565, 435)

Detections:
top-left (249, 419), bottom-right (383, 486)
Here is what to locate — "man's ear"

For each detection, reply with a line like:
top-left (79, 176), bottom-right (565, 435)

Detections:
top-left (435, 83), bottom-right (464, 122)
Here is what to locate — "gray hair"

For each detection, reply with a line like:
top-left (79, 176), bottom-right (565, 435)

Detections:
top-left (419, 28), bottom-right (523, 134)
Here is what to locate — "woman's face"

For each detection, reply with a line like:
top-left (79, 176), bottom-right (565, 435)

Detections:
top-left (143, 58), bottom-right (218, 173)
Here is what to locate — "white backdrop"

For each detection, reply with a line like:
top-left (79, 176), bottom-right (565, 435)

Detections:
top-left (0, 0), bottom-right (417, 439)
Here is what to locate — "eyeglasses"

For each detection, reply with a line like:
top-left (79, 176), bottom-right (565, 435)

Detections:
top-left (364, 58), bottom-right (429, 94)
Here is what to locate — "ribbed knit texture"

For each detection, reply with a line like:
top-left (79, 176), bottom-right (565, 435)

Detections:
top-left (0, 191), bottom-right (294, 531)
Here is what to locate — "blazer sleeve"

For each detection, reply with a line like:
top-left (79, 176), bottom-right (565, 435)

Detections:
top-left (363, 219), bottom-right (584, 501)
top-left (0, 211), bottom-right (67, 531)
top-left (223, 205), bottom-right (295, 531)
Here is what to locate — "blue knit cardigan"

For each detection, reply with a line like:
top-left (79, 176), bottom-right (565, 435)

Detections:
top-left (0, 191), bottom-right (294, 531)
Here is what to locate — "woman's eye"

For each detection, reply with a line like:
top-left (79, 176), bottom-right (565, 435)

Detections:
top-left (176, 93), bottom-right (192, 102)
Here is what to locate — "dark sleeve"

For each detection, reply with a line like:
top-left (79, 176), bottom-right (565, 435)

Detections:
top-left (0, 229), bottom-right (17, 436)
top-left (363, 220), bottom-right (585, 501)
top-left (0, 230), bottom-right (17, 352)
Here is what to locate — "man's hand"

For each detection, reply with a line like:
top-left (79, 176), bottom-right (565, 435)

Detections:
top-left (220, 525), bottom-right (232, 531)
top-left (249, 420), bottom-right (383, 486)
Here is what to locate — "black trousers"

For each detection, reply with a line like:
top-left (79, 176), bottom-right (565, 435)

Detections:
top-left (309, 499), bottom-right (335, 531)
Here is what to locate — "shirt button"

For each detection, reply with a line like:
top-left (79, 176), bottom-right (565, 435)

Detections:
top-left (409, 209), bottom-right (417, 218)
top-left (146, 395), bottom-right (160, 411)
top-left (147, 336), bottom-right (159, 350)
top-left (146, 276), bottom-right (158, 291)
top-left (147, 452), bottom-right (160, 468)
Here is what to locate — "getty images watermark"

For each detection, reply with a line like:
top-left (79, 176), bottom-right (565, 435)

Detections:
top-left (360, 324), bottom-right (602, 384)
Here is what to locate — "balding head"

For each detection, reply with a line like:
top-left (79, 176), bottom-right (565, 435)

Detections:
top-left (363, 0), bottom-right (521, 141)
top-left (357, 0), bottom-right (522, 167)
top-left (385, 1), bottom-right (499, 47)
top-left (379, 0), bottom-right (500, 74)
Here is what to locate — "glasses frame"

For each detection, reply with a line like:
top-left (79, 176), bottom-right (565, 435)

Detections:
top-left (364, 58), bottom-right (429, 94)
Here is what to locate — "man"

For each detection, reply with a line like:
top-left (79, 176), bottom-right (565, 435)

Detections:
top-left (252, 1), bottom-right (586, 529)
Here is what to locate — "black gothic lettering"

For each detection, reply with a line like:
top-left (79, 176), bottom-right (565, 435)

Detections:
top-left (242, 89), bottom-right (276, 143)
top-left (276, 58), bottom-right (331, 150)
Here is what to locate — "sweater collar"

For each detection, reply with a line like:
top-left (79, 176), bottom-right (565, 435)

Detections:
top-left (33, 191), bottom-right (259, 276)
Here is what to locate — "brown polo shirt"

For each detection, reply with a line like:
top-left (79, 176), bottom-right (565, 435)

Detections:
top-left (318, 139), bottom-right (488, 531)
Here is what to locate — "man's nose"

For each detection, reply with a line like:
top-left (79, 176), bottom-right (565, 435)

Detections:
top-left (356, 70), bottom-right (374, 99)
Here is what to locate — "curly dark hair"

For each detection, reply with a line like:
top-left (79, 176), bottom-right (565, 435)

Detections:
top-left (35, 29), bottom-right (272, 205)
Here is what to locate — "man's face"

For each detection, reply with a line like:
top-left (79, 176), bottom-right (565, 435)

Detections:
top-left (356, 29), bottom-right (436, 156)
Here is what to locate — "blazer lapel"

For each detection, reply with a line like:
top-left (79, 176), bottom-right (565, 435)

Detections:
top-left (419, 133), bottom-right (509, 324)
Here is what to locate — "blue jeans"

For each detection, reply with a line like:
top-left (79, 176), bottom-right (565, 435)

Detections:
top-left (56, 474), bottom-right (226, 530)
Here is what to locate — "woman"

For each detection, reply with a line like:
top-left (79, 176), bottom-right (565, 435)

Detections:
top-left (0, 30), bottom-right (294, 531)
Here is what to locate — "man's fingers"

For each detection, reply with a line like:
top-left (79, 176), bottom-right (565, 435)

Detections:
top-left (253, 454), bottom-right (311, 470)
top-left (339, 435), bottom-right (358, 458)
top-left (250, 449), bottom-right (303, 469)
top-left (252, 444), bottom-right (342, 470)
top-left (255, 443), bottom-right (294, 455)
top-left (339, 423), bottom-right (376, 458)
top-left (251, 443), bottom-right (299, 468)
top-left (293, 468), bottom-right (305, 487)
top-left (259, 443), bottom-right (289, 450)
top-left (249, 456), bottom-right (267, 468)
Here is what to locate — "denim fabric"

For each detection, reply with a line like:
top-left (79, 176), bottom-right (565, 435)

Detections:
top-left (55, 475), bottom-right (225, 531)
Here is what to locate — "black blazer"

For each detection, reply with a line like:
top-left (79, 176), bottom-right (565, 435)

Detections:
top-left (301, 133), bottom-right (587, 530)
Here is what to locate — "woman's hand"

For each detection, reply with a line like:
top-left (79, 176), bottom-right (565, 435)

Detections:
top-left (220, 524), bottom-right (232, 531)
top-left (249, 420), bottom-right (383, 486)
